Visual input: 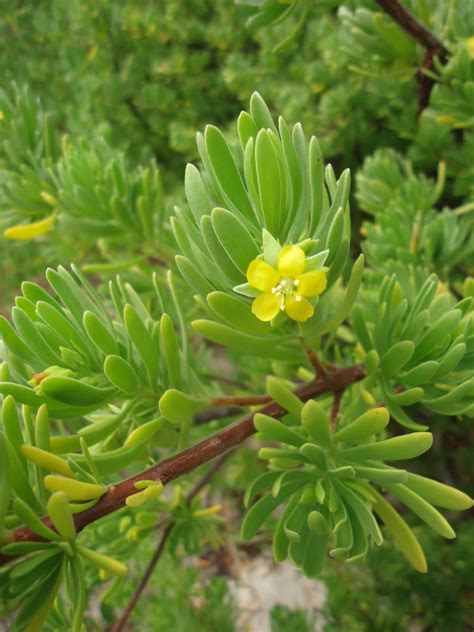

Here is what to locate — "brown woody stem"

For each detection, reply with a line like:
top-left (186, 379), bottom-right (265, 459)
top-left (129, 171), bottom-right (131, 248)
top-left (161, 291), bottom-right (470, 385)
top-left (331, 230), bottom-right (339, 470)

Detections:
top-left (303, 343), bottom-right (327, 379)
top-left (0, 363), bottom-right (365, 567)
top-left (373, 0), bottom-right (449, 111)
top-left (373, 0), bottom-right (448, 54)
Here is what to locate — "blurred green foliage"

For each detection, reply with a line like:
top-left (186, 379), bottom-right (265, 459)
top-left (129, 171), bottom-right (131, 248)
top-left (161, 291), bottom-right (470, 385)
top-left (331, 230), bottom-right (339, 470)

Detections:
top-left (0, 0), bottom-right (473, 630)
top-left (323, 520), bottom-right (474, 631)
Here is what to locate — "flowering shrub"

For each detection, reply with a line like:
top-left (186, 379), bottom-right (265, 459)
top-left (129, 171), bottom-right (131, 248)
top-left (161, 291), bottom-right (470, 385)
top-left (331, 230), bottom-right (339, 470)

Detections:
top-left (0, 1), bottom-right (472, 630)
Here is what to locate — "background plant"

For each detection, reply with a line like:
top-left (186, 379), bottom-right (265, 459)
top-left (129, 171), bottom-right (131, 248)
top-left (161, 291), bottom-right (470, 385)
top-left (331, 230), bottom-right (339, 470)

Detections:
top-left (0, 1), bottom-right (473, 630)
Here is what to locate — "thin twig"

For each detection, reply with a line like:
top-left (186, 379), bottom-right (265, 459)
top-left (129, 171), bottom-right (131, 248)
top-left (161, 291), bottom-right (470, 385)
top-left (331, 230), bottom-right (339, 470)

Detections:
top-left (111, 523), bottom-right (173, 632)
top-left (305, 348), bottom-right (327, 380)
top-left (373, 0), bottom-right (448, 54)
top-left (111, 453), bottom-right (231, 632)
top-left (1, 363), bottom-right (365, 566)
top-left (373, 0), bottom-right (449, 112)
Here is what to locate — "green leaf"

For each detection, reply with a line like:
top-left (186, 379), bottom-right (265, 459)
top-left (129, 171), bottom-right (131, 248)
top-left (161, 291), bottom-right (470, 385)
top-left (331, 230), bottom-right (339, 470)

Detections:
top-left (336, 482), bottom-right (383, 545)
top-left (341, 432), bottom-right (433, 461)
top-left (44, 475), bottom-right (106, 501)
top-left (207, 292), bottom-right (271, 336)
top-left (175, 255), bottom-right (215, 296)
top-left (211, 207), bottom-right (259, 273)
top-left (238, 111), bottom-right (258, 149)
top-left (299, 443), bottom-right (328, 470)
top-left (12, 307), bottom-right (62, 366)
top-left (301, 400), bottom-right (331, 447)
top-left (124, 417), bottom-right (169, 449)
top-left (70, 555), bottom-right (87, 632)
top-left (302, 531), bottom-right (328, 578)
top-left (326, 207), bottom-right (345, 264)
top-left (364, 349), bottom-right (380, 375)
top-left (184, 163), bottom-right (213, 224)
top-left (12, 557), bottom-right (63, 632)
top-left (104, 355), bottom-right (139, 393)
top-left (262, 228), bottom-right (281, 267)
top-left (404, 473), bottom-right (472, 510)
top-left (2, 395), bottom-right (27, 472)
top-left (351, 305), bottom-right (373, 352)
top-left (72, 442), bottom-right (146, 476)
top-left (352, 465), bottom-right (407, 485)
top-left (255, 129), bottom-right (281, 234)
top-left (123, 304), bottom-right (159, 385)
top-left (371, 489), bottom-right (427, 573)
top-left (334, 408), bottom-right (389, 444)
top-left (204, 125), bottom-right (254, 219)
top-left (316, 254), bottom-right (365, 336)
top-left (160, 314), bottom-right (182, 389)
top-left (254, 414), bottom-right (305, 447)
top-left (192, 319), bottom-right (301, 361)
top-left (0, 315), bottom-right (37, 366)
top-left (273, 495), bottom-right (298, 562)
top-left (36, 301), bottom-right (92, 360)
top-left (399, 361), bottom-right (438, 387)
top-left (266, 376), bottom-right (304, 417)
top-left (380, 341), bottom-right (414, 378)
top-left (433, 342), bottom-right (466, 377)
top-left (249, 91), bottom-right (278, 134)
top-left (412, 310), bottom-right (463, 362)
top-left (83, 311), bottom-right (119, 356)
top-left (0, 434), bottom-right (11, 529)
top-left (384, 484), bottom-right (455, 539)
top-left (20, 444), bottom-right (75, 478)
top-left (76, 545), bottom-right (128, 576)
top-left (47, 491), bottom-right (76, 541)
top-left (46, 267), bottom-right (91, 328)
top-left (390, 387), bottom-right (424, 406)
top-left (159, 389), bottom-right (204, 425)
top-left (201, 215), bottom-right (243, 285)
top-left (1, 541), bottom-right (57, 555)
top-left (308, 136), bottom-right (324, 234)
top-left (13, 498), bottom-right (61, 541)
top-left (6, 441), bottom-right (42, 511)
top-left (40, 376), bottom-right (116, 406)
top-left (244, 471), bottom-right (281, 507)
top-left (241, 480), bottom-right (303, 540)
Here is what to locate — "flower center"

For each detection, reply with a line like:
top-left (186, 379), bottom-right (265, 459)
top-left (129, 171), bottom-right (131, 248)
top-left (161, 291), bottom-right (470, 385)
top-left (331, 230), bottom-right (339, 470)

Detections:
top-left (271, 277), bottom-right (301, 310)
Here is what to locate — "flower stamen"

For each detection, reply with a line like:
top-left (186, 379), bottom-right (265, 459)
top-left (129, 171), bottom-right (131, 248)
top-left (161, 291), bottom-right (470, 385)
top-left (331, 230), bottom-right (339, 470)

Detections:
top-left (246, 244), bottom-right (328, 323)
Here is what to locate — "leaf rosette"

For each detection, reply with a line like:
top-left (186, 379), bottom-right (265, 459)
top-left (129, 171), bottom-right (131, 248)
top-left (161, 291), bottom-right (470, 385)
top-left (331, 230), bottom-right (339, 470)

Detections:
top-left (242, 393), bottom-right (472, 578)
top-left (173, 92), bottom-right (364, 355)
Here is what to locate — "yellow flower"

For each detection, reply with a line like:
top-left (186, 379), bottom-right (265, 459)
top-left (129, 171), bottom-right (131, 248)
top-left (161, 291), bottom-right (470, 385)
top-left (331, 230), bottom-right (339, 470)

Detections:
top-left (246, 245), bottom-right (327, 323)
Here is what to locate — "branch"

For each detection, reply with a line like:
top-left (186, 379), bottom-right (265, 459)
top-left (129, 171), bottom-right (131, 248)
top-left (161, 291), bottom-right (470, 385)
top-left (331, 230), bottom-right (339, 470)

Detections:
top-left (373, 0), bottom-right (449, 111)
top-left (303, 343), bottom-right (327, 380)
top-left (0, 363), bottom-right (365, 566)
top-left (111, 452), bottom-right (231, 632)
top-left (111, 523), bottom-right (173, 632)
top-left (373, 0), bottom-right (448, 54)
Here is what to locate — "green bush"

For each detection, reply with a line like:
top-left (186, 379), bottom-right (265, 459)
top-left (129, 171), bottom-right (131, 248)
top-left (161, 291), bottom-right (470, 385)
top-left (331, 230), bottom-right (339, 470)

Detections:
top-left (0, 1), bottom-right (472, 630)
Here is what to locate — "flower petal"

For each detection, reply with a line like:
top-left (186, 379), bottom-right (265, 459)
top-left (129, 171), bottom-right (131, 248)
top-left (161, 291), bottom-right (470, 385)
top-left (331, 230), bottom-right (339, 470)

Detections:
top-left (296, 270), bottom-right (327, 297)
top-left (284, 295), bottom-right (314, 322)
top-left (278, 245), bottom-right (306, 277)
top-left (251, 293), bottom-right (281, 322)
top-left (247, 259), bottom-right (280, 292)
